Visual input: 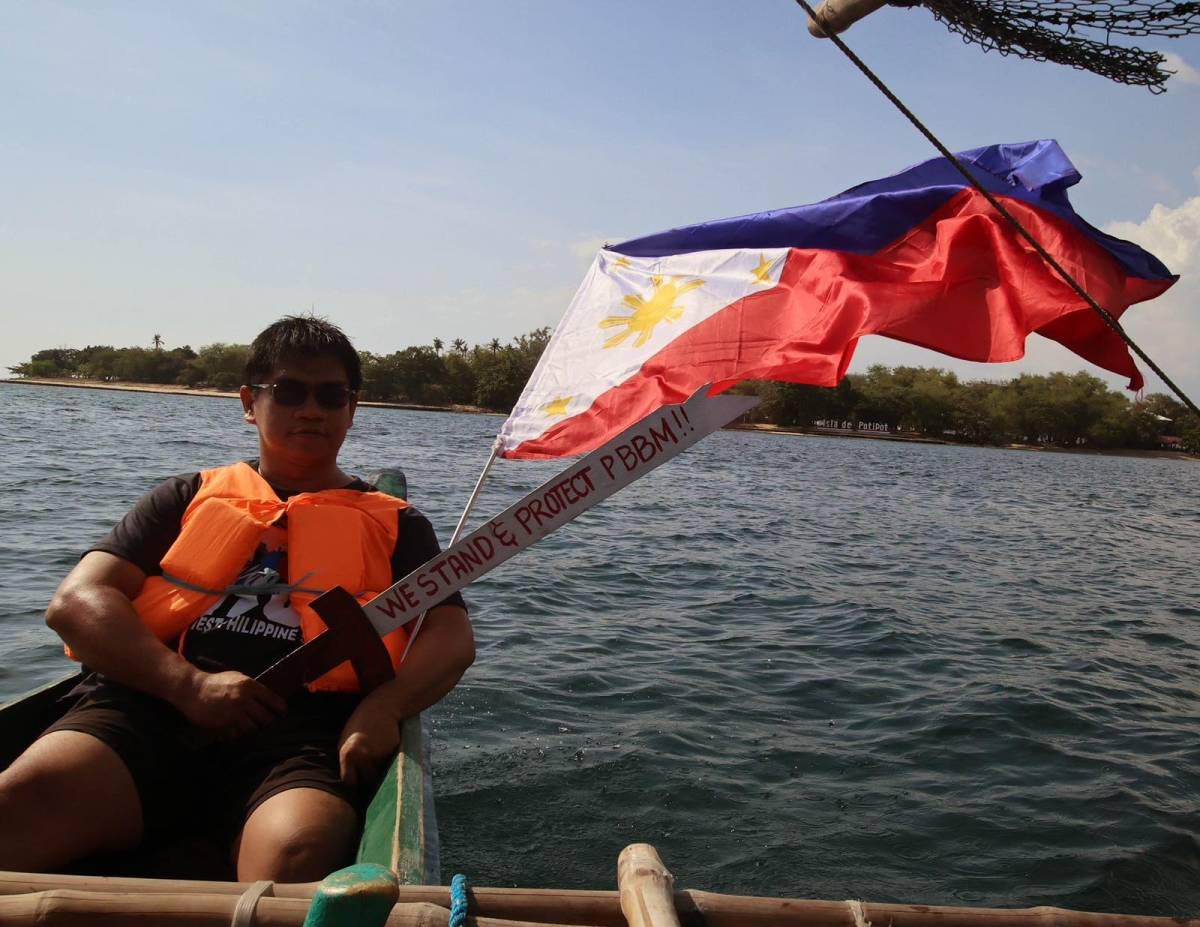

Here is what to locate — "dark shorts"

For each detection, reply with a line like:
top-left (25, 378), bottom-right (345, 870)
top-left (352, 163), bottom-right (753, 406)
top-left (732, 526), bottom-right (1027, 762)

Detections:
top-left (43, 676), bottom-right (374, 843)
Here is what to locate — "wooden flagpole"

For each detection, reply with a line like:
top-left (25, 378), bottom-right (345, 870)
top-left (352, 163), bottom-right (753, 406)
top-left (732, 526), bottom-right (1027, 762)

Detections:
top-left (397, 441), bottom-right (501, 664)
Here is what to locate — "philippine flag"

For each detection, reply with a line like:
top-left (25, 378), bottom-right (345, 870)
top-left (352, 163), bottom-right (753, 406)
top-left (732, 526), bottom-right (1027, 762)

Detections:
top-left (497, 140), bottom-right (1177, 460)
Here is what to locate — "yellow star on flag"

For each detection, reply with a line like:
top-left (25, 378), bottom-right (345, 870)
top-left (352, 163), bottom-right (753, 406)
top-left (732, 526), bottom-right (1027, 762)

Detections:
top-left (542, 396), bottom-right (572, 417)
top-left (599, 275), bottom-right (704, 349)
top-left (752, 254), bottom-right (777, 285)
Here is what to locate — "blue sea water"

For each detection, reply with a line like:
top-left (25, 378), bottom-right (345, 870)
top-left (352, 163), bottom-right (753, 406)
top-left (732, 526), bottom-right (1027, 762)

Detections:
top-left (1, 382), bottom-right (1198, 915)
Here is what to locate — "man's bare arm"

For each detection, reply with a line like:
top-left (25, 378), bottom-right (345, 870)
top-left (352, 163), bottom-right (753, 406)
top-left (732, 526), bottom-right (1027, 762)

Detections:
top-left (337, 603), bottom-right (475, 784)
top-left (46, 551), bottom-right (285, 736)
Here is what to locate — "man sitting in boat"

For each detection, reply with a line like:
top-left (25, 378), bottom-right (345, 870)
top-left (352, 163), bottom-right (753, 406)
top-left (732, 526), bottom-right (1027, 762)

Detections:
top-left (0, 316), bottom-right (475, 881)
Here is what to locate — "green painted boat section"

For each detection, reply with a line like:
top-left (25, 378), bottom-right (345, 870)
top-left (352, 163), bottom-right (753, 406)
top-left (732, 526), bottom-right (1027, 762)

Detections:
top-left (356, 752), bottom-right (400, 871)
top-left (355, 467), bottom-right (440, 884)
top-left (356, 712), bottom-right (437, 884)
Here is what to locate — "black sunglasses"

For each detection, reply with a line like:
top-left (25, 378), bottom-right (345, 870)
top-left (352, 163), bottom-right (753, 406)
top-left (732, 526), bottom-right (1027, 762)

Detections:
top-left (250, 379), bottom-right (357, 409)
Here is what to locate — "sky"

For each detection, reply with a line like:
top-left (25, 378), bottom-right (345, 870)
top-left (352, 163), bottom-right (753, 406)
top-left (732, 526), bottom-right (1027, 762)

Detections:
top-left (1, 1), bottom-right (1197, 403)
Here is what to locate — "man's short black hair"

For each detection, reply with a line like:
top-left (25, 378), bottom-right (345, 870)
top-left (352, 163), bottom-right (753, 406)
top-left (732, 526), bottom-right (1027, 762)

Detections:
top-left (244, 315), bottom-right (362, 390)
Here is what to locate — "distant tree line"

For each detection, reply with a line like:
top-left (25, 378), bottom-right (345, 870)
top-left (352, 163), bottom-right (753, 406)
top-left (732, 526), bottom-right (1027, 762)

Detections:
top-left (749, 366), bottom-right (1198, 452)
top-left (7, 330), bottom-right (553, 415)
top-left (9, 337), bottom-right (1197, 452)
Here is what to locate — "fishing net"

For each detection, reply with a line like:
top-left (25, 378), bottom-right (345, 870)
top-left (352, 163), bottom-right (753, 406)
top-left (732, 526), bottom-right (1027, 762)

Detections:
top-left (888, 0), bottom-right (1200, 91)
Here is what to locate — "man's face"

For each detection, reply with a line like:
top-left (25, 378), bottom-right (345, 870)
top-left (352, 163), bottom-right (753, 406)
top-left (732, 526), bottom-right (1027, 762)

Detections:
top-left (239, 354), bottom-right (357, 468)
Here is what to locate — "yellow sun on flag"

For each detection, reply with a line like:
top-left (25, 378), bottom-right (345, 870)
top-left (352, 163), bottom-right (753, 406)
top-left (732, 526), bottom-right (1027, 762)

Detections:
top-left (599, 275), bottom-right (704, 349)
top-left (542, 396), bottom-right (572, 417)
top-left (752, 253), bottom-right (778, 285)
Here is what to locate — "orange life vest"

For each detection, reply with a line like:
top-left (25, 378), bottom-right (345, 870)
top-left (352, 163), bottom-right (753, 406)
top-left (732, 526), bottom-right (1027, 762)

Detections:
top-left (74, 462), bottom-right (410, 693)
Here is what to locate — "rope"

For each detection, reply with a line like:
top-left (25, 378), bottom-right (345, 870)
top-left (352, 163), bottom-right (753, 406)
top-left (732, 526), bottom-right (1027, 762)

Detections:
top-left (791, 0), bottom-right (1199, 418)
top-left (230, 880), bottom-right (274, 927)
top-left (160, 569), bottom-right (325, 599)
top-left (846, 899), bottom-right (873, 927)
top-left (449, 873), bottom-right (470, 927)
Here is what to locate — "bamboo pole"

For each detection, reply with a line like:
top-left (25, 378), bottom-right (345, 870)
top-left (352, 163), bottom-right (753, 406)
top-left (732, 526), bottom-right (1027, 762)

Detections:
top-left (0, 889), bottom-right (585, 927)
top-left (0, 871), bottom-right (319, 899)
top-left (1, 872), bottom-right (1197, 927)
top-left (618, 844), bottom-right (680, 927)
top-left (0, 891), bottom-right (448, 927)
top-left (806, 0), bottom-right (889, 36)
top-left (398, 443), bottom-right (500, 664)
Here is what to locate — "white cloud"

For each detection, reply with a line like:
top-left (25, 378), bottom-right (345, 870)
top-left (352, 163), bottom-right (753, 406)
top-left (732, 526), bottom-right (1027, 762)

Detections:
top-left (1107, 197), bottom-right (1200, 270)
top-left (569, 236), bottom-right (617, 261)
top-left (1105, 194), bottom-right (1200, 399)
top-left (1162, 52), bottom-right (1200, 86)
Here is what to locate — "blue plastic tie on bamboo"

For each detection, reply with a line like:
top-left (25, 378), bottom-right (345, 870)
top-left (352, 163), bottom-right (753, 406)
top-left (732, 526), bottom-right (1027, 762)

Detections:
top-left (449, 873), bottom-right (469, 927)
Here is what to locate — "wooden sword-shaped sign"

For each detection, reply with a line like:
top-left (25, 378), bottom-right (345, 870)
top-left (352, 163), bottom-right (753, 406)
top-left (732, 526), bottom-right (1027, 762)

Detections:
top-left (258, 387), bottom-right (759, 696)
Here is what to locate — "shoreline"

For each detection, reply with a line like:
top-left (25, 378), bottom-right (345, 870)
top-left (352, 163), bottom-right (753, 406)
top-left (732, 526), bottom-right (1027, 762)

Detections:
top-left (730, 423), bottom-right (1198, 462)
top-left (6, 378), bottom-right (1194, 461)
top-left (0, 377), bottom-right (495, 415)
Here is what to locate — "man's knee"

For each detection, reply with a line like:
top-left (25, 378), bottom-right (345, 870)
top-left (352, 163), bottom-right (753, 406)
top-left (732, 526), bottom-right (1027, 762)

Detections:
top-left (0, 731), bottom-right (144, 868)
top-left (0, 760), bottom-right (65, 816)
top-left (1, 731), bottom-right (140, 825)
top-left (237, 788), bottom-right (358, 882)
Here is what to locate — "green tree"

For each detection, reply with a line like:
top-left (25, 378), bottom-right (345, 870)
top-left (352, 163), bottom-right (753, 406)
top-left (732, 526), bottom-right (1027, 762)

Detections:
top-left (1177, 411), bottom-right (1200, 452)
top-left (75, 345), bottom-right (119, 380)
top-left (392, 346), bottom-right (446, 403)
top-left (442, 352), bottom-right (476, 405)
top-left (25, 348), bottom-right (79, 376)
top-left (952, 381), bottom-right (1013, 445)
top-left (471, 328), bottom-right (550, 411)
top-left (753, 382), bottom-right (842, 426)
top-left (903, 367), bottom-right (960, 435)
top-left (855, 365), bottom-right (903, 430)
top-left (189, 343), bottom-right (249, 391)
top-left (359, 351), bottom-right (394, 400)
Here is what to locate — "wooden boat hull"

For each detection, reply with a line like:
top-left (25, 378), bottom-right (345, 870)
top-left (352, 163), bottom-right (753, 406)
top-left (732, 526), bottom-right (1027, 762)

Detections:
top-left (0, 673), bottom-right (80, 771)
top-left (359, 711), bottom-right (439, 883)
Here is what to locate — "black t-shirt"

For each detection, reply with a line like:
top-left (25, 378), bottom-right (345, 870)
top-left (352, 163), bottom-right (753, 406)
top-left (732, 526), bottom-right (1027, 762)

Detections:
top-left (89, 464), bottom-right (465, 678)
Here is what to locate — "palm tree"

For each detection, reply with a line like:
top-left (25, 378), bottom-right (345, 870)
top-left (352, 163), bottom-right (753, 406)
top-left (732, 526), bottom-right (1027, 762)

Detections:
top-left (452, 338), bottom-right (467, 354)
top-left (432, 337), bottom-right (444, 355)
top-left (152, 334), bottom-right (164, 351)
